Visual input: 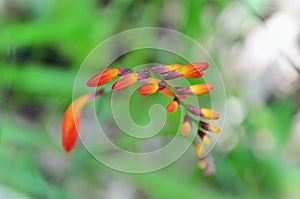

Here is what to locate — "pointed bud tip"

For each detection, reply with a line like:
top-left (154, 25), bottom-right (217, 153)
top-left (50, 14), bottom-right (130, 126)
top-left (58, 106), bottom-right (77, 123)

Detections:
top-left (192, 62), bottom-right (209, 71)
top-left (63, 143), bottom-right (73, 153)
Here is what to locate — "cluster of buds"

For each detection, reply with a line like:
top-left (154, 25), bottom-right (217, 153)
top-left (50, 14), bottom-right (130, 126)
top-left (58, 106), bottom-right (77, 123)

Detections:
top-left (62, 62), bottom-right (221, 175)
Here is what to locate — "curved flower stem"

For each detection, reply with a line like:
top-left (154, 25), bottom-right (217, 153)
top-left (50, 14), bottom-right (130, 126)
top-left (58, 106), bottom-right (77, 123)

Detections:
top-left (64, 63), bottom-right (219, 175)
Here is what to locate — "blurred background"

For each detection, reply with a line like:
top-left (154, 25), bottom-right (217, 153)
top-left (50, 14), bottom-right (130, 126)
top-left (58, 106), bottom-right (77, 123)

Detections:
top-left (1, 0), bottom-right (300, 198)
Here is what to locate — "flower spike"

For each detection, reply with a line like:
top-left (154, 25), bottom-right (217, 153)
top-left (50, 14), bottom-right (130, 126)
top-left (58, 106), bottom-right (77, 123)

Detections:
top-left (63, 61), bottom-right (220, 175)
